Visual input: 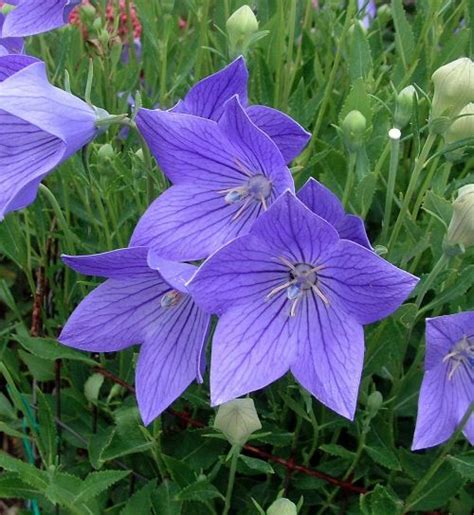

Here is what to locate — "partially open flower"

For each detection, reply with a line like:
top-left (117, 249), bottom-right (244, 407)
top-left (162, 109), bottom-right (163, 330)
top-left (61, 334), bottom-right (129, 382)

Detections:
top-left (431, 58), bottom-right (474, 126)
top-left (446, 184), bottom-right (474, 248)
top-left (214, 398), bottom-right (262, 446)
top-left (267, 498), bottom-right (297, 515)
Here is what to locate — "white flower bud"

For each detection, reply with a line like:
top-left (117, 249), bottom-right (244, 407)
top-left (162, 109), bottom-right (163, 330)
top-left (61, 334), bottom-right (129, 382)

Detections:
top-left (394, 85), bottom-right (416, 129)
top-left (267, 498), bottom-right (298, 515)
top-left (446, 184), bottom-right (474, 248)
top-left (431, 58), bottom-right (474, 122)
top-left (444, 103), bottom-right (474, 146)
top-left (214, 398), bottom-right (261, 446)
top-left (226, 5), bottom-right (259, 56)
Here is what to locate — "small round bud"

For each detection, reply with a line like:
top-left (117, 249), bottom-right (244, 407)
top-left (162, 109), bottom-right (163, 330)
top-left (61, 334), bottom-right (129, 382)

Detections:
top-left (446, 184), bottom-right (474, 248)
top-left (444, 103), bottom-right (474, 146)
top-left (431, 58), bottom-right (474, 123)
top-left (214, 398), bottom-right (261, 447)
top-left (80, 4), bottom-right (97, 22)
top-left (377, 5), bottom-right (391, 25)
top-left (367, 391), bottom-right (383, 416)
top-left (97, 143), bottom-right (115, 161)
top-left (267, 498), bottom-right (297, 515)
top-left (226, 5), bottom-right (258, 56)
top-left (394, 85), bottom-right (416, 129)
top-left (342, 110), bottom-right (367, 152)
top-left (92, 17), bottom-right (102, 32)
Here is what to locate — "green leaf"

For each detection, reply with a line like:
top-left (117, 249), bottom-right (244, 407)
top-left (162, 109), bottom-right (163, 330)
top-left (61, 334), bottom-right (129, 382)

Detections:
top-left (37, 389), bottom-right (57, 467)
top-left (360, 484), bottom-right (403, 515)
top-left (340, 78), bottom-right (373, 125)
top-left (239, 455), bottom-right (275, 475)
top-left (121, 480), bottom-right (157, 515)
top-left (152, 480), bottom-right (182, 515)
top-left (73, 470), bottom-right (130, 503)
top-left (88, 427), bottom-right (116, 470)
top-left (319, 444), bottom-right (355, 460)
top-left (0, 473), bottom-right (41, 500)
top-left (366, 445), bottom-right (401, 471)
top-left (422, 191), bottom-right (453, 227)
top-left (18, 350), bottom-right (55, 381)
top-left (349, 21), bottom-right (372, 81)
top-left (447, 453), bottom-right (474, 480)
top-left (84, 373), bottom-right (105, 404)
top-left (391, 0), bottom-right (415, 69)
top-left (175, 480), bottom-right (224, 502)
top-left (0, 451), bottom-right (48, 490)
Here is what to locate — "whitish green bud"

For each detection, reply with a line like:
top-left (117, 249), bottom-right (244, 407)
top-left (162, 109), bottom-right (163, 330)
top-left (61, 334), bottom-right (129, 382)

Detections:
top-left (431, 58), bottom-right (474, 123)
top-left (367, 391), bottom-right (383, 416)
top-left (226, 5), bottom-right (259, 56)
top-left (97, 143), bottom-right (115, 161)
top-left (267, 498), bottom-right (297, 515)
top-left (444, 103), bottom-right (474, 146)
top-left (214, 398), bottom-right (261, 446)
top-left (92, 17), bottom-right (103, 32)
top-left (377, 5), bottom-right (391, 25)
top-left (394, 85), bottom-right (416, 129)
top-left (446, 184), bottom-right (474, 248)
top-left (342, 110), bottom-right (367, 152)
top-left (80, 3), bottom-right (97, 22)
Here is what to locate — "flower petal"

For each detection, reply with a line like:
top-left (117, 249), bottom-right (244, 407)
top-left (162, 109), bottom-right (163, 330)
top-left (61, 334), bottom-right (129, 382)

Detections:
top-left (59, 275), bottom-right (169, 352)
top-left (187, 233), bottom-right (285, 315)
top-left (246, 105), bottom-right (310, 163)
top-left (250, 191), bottom-right (340, 263)
top-left (136, 297), bottom-right (210, 425)
top-left (291, 299), bottom-right (364, 419)
top-left (319, 240), bottom-right (418, 325)
top-left (0, 14), bottom-right (24, 55)
top-left (130, 184), bottom-right (265, 261)
top-left (136, 108), bottom-right (245, 187)
top-left (0, 54), bottom-right (37, 82)
top-left (62, 247), bottom-right (150, 279)
top-left (147, 251), bottom-right (197, 294)
top-left (297, 177), bottom-right (345, 227)
top-left (170, 56), bottom-right (248, 121)
top-left (2, 0), bottom-right (75, 37)
top-left (0, 110), bottom-right (65, 219)
top-left (210, 296), bottom-right (296, 406)
top-left (336, 214), bottom-right (371, 249)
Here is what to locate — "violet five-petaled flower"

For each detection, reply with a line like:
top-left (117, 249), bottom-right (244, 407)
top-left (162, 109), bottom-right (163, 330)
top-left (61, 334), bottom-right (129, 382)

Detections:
top-left (171, 56), bottom-right (311, 164)
top-left (59, 247), bottom-right (211, 425)
top-left (130, 95), bottom-right (295, 261)
top-left (412, 312), bottom-right (474, 450)
top-left (298, 177), bottom-right (372, 249)
top-left (0, 1), bottom-right (79, 38)
top-left (188, 192), bottom-right (419, 419)
top-left (0, 55), bottom-right (106, 219)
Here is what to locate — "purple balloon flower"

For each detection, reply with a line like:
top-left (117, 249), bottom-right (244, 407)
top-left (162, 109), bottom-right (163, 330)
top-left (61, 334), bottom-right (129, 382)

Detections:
top-left (0, 0), bottom-right (79, 38)
top-left (298, 177), bottom-right (372, 249)
top-left (358, 0), bottom-right (377, 29)
top-left (59, 247), bottom-right (211, 425)
top-left (0, 55), bottom-right (105, 220)
top-left (131, 95), bottom-right (295, 261)
top-left (412, 312), bottom-right (474, 450)
top-left (188, 192), bottom-right (418, 419)
top-left (171, 56), bottom-right (311, 164)
top-left (0, 13), bottom-right (23, 55)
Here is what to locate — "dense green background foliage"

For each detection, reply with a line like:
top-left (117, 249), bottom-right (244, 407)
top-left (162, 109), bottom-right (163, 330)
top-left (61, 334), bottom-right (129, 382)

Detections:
top-left (0, 0), bottom-right (473, 513)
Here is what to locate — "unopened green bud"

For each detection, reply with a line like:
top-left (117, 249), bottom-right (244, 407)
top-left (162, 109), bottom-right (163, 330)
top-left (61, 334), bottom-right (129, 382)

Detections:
top-left (97, 143), bottom-right (115, 161)
top-left (226, 5), bottom-right (259, 55)
top-left (446, 184), bottom-right (474, 248)
top-left (377, 5), bottom-right (391, 25)
top-left (394, 85), bottom-right (416, 129)
top-left (431, 58), bottom-right (474, 124)
top-left (444, 103), bottom-right (474, 146)
top-left (214, 398), bottom-right (261, 447)
top-left (80, 3), bottom-right (97, 22)
top-left (267, 498), bottom-right (297, 515)
top-left (342, 110), bottom-right (367, 152)
top-left (92, 17), bottom-right (102, 32)
top-left (367, 391), bottom-right (383, 416)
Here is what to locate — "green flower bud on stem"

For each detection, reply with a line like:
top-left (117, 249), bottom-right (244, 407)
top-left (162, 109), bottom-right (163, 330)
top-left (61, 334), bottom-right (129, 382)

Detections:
top-left (267, 498), bottom-right (297, 515)
top-left (342, 110), bottom-right (367, 152)
top-left (444, 103), bottom-right (474, 145)
top-left (446, 184), bottom-right (474, 248)
top-left (226, 5), bottom-right (259, 56)
top-left (367, 391), bottom-right (383, 417)
top-left (214, 398), bottom-right (262, 447)
top-left (97, 143), bottom-right (115, 162)
top-left (394, 85), bottom-right (416, 129)
top-left (430, 58), bottom-right (474, 131)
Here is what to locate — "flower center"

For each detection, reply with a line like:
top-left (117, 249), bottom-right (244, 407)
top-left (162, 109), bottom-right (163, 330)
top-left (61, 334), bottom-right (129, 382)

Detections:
top-left (443, 336), bottom-right (474, 380)
top-left (266, 257), bottom-right (328, 317)
top-left (160, 290), bottom-right (183, 309)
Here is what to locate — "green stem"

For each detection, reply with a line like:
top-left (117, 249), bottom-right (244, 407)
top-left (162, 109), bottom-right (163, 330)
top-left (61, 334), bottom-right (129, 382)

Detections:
top-left (302, 0), bottom-right (356, 164)
top-left (387, 132), bottom-right (437, 256)
top-left (404, 403), bottom-right (474, 513)
top-left (414, 251), bottom-right (450, 311)
top-left (223, 447), bottom-right (240, 515)
top-left (382, 136), bottom-right (401, 242)
top-left (342, 152), bottom-right (357, 208)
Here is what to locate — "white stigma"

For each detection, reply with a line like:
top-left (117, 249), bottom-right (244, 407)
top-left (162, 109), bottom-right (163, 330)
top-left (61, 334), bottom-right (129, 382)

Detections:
top-left (442, 336), bottom-right (474, 380)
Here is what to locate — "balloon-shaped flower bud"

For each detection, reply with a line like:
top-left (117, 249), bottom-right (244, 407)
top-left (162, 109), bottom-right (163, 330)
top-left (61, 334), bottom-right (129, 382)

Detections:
top-left (394, 85), bottom-right (416, 129)
top-left (226, 5), bottom-right (258, 56)
top-left (267, 498), bottom-right (297, 515)
top-left (367, 390), bottom-right (383, 417)
top-left (342, 110), bottom-right (367, 152)
top-left (444, 103), bottom-right (474, 146)
top-left (214, 398), bottom-right (261, 447)
top-left (431, 58), bottom-right (474, 130)
top-left (446, 184), bottom-right (474, 248)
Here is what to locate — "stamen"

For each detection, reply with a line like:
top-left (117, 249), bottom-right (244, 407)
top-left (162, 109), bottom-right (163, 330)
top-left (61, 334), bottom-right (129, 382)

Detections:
top-left (260, 194), bottom-right (268, 211)
top-left (266, 280), bottom-right (295, 300)
top-left (160, 290), bottom-right (182, 309)
top-left (443, 335), bottom-right (474, 380)
top-left (278, 256), bottom-right (297, 272)
top-left (235, 158), bottom-right (253, 177)
top-left (225, 190), bottom-right (247, 204)
top-left (290, 297), bottom-right (300, 317)
top-left (312, 284), bottom-right (330, 305)
top-left (232, 197), bottom-right (252, 220)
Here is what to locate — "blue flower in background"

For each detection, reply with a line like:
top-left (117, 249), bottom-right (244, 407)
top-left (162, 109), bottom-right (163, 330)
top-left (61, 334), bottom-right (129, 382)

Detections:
top-left (188, 192), bottom-right (418, 418)
top-left (59, 247), bottom-right (211, 426)
top-left (0, 0), bottom-right (79, 38)
top-left (412, 312), bottom-right (474, 450)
